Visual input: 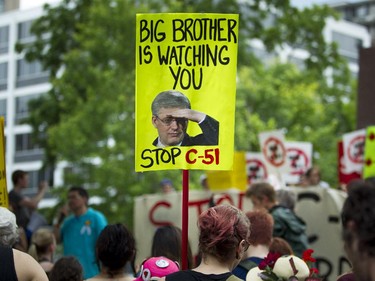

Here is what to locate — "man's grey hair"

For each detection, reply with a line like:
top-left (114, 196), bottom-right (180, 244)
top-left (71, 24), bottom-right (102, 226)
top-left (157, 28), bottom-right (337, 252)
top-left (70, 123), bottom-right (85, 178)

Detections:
top-left (151, 90), bottom-right (191, 116)
top-left (0, 207), bottom-right (19, 247)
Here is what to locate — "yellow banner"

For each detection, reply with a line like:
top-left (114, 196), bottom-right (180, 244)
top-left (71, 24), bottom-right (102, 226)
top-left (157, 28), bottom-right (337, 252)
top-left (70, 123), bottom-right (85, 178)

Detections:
top-left (364, 126), bottom-right (375, 179)
top-left (135, 13), bottom-right (239, 171)
top-left (206, 151), bottom-right (247, 191)
top-left (0, 117), bottom-right (8, 208)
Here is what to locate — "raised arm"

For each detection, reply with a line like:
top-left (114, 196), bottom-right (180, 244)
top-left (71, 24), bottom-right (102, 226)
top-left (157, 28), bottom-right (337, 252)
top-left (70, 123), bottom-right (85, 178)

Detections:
top-left (19, 181), bottom-right (49, 210)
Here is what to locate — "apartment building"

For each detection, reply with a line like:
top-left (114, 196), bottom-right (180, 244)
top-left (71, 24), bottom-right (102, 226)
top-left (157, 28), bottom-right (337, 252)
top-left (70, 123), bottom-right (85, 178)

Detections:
top-left (248, 16), bottom-right (371, 77)
top-left (331, 0), bottom-right (375, 128)
top-left (332, 0), bottom-right (375, 46)
top-left (0, 4), bottom-right (53, 195)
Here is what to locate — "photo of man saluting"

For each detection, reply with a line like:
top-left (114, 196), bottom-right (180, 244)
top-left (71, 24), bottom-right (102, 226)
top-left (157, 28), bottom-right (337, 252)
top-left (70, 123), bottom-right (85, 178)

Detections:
top-left (151, 90), bottom-right (219, 147)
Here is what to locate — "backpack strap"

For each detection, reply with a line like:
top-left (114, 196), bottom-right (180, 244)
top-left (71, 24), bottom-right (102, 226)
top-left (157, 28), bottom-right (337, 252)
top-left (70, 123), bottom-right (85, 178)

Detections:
top-left (237, 259), bottom-right (258, 271)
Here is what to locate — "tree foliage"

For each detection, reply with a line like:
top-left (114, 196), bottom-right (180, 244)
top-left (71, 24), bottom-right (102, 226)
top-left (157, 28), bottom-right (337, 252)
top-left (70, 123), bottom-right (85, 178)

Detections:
top-left (16, 0), bottom-right (357, 224)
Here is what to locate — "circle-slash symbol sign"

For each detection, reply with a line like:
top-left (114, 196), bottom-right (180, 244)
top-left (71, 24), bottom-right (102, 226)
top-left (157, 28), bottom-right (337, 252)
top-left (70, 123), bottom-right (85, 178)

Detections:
top-left (347, 135), bottom-right (365, 164)
top-left (287, 148), bottom-right (309, 175)
top-left (246, 159), bottom-right (268, 184)
top-left (262, 137), bottom-right (286, 167)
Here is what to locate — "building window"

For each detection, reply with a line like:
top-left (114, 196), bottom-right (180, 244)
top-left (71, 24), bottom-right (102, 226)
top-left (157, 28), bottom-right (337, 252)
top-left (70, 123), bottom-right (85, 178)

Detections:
top-left (18, 20), bottom-right (35, 43)
top-left (355, 4), bottom-right (369, 18)
top-left (343, 7), bottom-right (355, 21)
top-left (0, 25), bottom-right (9, 54)
top-left (0, 62), bottom-right (7, 91)
top-left (27, 170), bottom-right (40, 190)
top-left (15, 133), bottom-right (40, 151)
top-left (23, 168), bottom-right (53, 191)
top-left (15, 94), bottom-right (41, 125)
top-left (16, 59), bottom-right (49, 87)
top-left (0, 99), bottom-right (6, 126)
top-left (332, 31), bottom-right (362, 63)
top-left (14, 133), bottom-right (44, 162)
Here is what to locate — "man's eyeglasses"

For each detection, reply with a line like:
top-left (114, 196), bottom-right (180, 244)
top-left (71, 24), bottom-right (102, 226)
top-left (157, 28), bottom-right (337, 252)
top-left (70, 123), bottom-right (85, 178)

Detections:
top-left (155, 115), bottom-right (188, 126)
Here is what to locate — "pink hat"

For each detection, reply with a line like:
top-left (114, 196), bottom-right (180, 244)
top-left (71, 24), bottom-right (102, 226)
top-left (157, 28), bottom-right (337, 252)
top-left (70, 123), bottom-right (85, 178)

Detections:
top-left (134, 256), bottom-right (179, 281)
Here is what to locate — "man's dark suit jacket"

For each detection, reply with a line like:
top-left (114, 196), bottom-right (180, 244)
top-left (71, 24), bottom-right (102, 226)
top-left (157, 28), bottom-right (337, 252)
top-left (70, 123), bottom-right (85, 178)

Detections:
top-left (153, 115), bottom-right (219, 147)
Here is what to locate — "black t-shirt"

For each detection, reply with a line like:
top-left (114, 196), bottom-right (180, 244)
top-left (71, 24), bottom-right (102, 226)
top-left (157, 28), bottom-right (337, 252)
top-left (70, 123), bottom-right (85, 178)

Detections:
top-left (166, 270), bottom-right (235, 281)
top-left (0, 246), bottom-right (18, 281)
top-left (8, 190), bottom-right (30, 229)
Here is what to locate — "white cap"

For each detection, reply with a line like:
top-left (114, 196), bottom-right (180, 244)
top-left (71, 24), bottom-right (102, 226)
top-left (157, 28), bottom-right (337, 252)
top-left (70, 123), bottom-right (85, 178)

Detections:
top-left (0, 207), bottom-right (19, 246)
top-left (0, 207), bottom-right (17, 229)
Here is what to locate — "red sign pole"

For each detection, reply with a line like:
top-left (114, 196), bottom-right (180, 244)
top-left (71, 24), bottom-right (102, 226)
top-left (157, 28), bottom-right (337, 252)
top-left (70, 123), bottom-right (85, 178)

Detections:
top-left (181, 169), bottom-right (189, 270)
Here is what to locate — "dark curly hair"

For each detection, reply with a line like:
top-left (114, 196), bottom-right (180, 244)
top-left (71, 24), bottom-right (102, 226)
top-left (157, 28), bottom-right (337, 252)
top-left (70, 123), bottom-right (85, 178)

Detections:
top-left (49, 256), bottom-right (83, 281)
top-left (96, 223), bottom-right (136, 277)
top-left (341, 182), bottom-right (375, 257)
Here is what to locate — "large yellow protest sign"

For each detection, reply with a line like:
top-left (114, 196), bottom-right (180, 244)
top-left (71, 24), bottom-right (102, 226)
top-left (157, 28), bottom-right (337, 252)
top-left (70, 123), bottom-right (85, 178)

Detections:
top-left (0, 117), bottom-right (8, 208)
top-left (135, 14), bottom-right (239, 172)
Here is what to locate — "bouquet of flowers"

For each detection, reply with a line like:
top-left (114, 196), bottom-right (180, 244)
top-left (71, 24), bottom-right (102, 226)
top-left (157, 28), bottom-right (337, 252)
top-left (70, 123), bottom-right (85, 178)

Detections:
top-left (246, 249), bottom-right (321, 281)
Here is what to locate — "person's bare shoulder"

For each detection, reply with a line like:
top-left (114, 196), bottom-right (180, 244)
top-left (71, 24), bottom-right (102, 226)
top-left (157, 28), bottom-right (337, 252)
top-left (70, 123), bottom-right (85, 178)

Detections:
top-left (13, 249), bottom-right (49, 281)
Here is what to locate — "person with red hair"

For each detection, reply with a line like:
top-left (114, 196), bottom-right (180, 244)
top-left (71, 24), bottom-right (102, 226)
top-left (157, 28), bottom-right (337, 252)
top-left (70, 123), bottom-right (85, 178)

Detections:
top-left (233, 210), bottom-right (274, 280)
top-left (162, 204), bottom-right (250, 281)
top-left (269, 237), bottom-right (293, 256)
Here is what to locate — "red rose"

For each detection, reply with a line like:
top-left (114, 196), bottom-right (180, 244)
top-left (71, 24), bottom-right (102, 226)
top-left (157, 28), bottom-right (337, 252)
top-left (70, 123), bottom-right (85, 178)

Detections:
top-left (302, 249), bottom-right (316, 263)
top-left (259, 252), bottom-right (281, 270)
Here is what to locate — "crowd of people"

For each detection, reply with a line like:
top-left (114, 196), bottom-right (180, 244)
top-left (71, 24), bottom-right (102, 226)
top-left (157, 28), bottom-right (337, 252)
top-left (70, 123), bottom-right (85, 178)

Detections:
top-left (1, 168), bottom-right (375, 281)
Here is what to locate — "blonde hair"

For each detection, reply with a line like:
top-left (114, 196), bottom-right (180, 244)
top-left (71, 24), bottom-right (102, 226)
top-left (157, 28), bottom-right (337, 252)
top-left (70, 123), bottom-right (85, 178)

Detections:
top-left (28, 228), bottom-right (55, 261)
